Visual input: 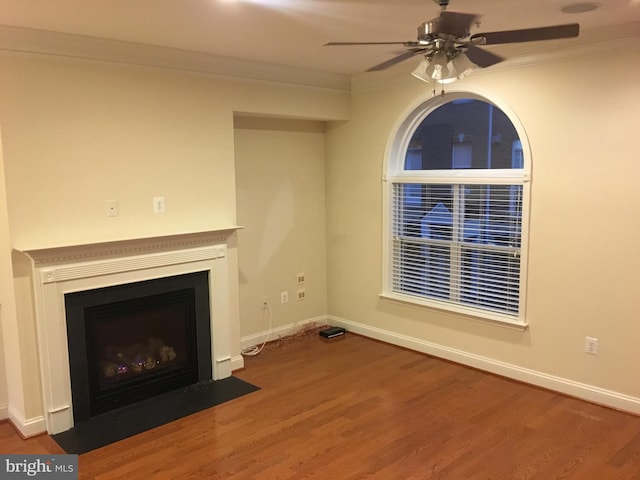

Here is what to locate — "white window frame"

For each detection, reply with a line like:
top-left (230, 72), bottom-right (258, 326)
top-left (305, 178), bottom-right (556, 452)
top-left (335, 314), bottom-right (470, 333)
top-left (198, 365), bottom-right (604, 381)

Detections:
top-left (381, 91), bottom-right (531, 328)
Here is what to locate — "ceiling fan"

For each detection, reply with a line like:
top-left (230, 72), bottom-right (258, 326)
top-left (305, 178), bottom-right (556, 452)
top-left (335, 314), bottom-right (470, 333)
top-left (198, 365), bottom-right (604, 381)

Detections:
top-left (325, 0), bottom-right (579, 83)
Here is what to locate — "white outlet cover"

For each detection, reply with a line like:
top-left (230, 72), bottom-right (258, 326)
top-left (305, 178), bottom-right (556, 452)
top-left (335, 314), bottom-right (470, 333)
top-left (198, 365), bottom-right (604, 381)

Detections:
top-left (106, 200), bottom-right (118, 217)
top-left (585, 336), bottom-right (598, 355)
top-left (153, 196), bottom-right (165, 214)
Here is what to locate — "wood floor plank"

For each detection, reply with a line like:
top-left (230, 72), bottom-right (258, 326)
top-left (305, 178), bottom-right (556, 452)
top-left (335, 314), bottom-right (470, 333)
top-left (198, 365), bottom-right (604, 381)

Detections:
top-left (1, 332), bottom-right (639, 479)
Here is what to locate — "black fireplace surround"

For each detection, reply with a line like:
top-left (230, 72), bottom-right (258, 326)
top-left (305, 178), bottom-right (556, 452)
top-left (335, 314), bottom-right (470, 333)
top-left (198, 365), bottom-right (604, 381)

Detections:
top-left (65, 271), bottom-right (212, 423)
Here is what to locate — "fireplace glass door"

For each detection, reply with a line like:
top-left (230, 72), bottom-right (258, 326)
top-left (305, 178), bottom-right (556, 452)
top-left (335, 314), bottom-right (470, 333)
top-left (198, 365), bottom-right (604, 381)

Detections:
top-left (87, 289), bottom-right (197, 415)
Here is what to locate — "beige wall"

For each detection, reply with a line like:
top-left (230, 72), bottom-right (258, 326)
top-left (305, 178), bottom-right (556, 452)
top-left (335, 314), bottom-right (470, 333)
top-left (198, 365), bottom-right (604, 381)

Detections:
top-left (0, 52), bottom-right (348, 428)
top-left (0, 56), bottom-right (346, 250)
top-left (234, 116), bottom-right (328, 340)
top-left (2, 59), bottom-right (231, 248)
top-left (326, 50), bottom-right (640, 404)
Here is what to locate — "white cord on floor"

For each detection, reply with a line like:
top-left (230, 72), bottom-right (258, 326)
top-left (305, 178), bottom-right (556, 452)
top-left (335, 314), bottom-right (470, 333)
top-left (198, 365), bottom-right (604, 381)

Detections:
top-left (241, 302), bottom-right (273, 356)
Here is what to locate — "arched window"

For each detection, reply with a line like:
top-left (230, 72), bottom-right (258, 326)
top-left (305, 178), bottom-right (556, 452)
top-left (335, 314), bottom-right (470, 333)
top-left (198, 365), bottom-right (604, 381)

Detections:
top-left (383, 92), bottom-right (530, 326)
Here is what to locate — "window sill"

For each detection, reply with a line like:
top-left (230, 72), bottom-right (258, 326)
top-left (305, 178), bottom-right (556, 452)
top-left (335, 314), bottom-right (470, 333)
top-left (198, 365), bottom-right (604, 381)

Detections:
top-left (379, 292), bottom-right (529, 331)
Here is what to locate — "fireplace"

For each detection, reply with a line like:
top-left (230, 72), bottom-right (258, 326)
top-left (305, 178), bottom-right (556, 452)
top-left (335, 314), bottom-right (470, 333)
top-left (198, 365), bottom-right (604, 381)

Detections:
top-left (65, 272), bottom-right (212, 421)
top-left (18, 230), bottom-right (242, 435)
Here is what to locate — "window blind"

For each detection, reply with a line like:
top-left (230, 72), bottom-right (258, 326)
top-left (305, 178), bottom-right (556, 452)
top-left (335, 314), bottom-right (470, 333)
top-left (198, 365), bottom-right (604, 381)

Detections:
top-left (392, 183), bottom-right (523, 316)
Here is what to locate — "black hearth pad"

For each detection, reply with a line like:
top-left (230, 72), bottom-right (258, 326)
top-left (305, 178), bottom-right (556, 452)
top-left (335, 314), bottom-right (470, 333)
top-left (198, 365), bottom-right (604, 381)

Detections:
top-left (52, 377), bottom-right (259, 454)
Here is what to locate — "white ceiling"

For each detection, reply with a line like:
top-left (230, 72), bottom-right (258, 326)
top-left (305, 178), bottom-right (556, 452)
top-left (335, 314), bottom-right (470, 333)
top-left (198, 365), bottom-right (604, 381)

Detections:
top-left (0, 0), bottom-right (639, 77)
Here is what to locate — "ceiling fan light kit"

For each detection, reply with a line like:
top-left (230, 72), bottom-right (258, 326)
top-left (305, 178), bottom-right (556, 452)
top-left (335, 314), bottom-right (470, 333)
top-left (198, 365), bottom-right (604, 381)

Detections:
top-left (411, 50), bottom-right (474, 84)
top-left (325, 0), bottom-right (580, 85)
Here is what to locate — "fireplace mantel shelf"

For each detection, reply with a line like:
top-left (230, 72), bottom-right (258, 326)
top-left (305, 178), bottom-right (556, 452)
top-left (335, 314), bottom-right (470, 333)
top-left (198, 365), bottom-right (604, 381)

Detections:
top-left (14, 227), bottom-right (243, 265)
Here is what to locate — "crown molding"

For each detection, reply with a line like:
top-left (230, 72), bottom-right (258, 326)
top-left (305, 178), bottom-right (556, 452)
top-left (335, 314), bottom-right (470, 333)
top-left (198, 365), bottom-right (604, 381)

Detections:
top-left (1, 21), bottom-right (637, 94)
top-left (491, 21), bottom-right (640, 71)
top-left (0, 25), bottom-right (350, 92)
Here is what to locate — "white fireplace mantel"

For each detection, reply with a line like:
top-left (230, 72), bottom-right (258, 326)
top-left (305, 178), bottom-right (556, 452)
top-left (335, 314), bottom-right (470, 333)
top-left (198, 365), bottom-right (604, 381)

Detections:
top-left (16, 228), bottom-right (242, 434)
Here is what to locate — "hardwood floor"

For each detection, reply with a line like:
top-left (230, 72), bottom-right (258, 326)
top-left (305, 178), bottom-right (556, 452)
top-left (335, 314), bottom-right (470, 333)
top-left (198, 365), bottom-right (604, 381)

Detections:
top-left (2, 332), bottom-right (639, 479)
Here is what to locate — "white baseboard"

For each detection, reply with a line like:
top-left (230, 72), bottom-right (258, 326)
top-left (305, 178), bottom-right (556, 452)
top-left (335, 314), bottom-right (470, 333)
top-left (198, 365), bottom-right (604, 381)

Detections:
top-left (231, 354), bottom-right (244, 372)
top-left (328, 315), bottom-right (640, 415)
top-left (240, 315), bottom-right (328, 351)
top-left (7, 406), bottom-right (46, 438)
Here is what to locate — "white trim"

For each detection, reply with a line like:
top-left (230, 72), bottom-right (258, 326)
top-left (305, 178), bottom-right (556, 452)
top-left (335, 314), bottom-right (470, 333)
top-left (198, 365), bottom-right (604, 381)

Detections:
top-left (230, 355), bottom-right (245, 372)
top-left (328, 315), bottom-right (640, 415)
top-left (14, 228), bottom-right (240, 260)
top-left (379, 293), bottom-right (528, 329)
top-left (391, 169), bottom-right (528, 184)
top-left (7, 407), bottom-right (46, 438)
top-left (0, 402), bottom-right (7, 421)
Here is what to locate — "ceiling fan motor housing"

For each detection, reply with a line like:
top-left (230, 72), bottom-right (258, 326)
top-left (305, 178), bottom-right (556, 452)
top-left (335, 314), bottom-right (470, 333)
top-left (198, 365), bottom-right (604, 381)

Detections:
top-left (433, 0), bottom-right (450, 8)
top-left (418, 19), bottom-right (471, 45)
top-left (418, 20), bottom-right (438, 41)
top-left (418, 19), bottom-right (450, 42)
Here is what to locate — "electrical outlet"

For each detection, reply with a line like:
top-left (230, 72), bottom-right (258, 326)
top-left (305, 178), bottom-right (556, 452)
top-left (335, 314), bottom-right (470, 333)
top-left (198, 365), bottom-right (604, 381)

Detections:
top-left (297, 272), bottom-right (305, 284)
top-left (281, 291), bottom-right (288, 304)
top-left (106, 200), bottom-right (118, 217)
top-left (297, 288), bottom-right (306, 301)
top-left (585, 336), bottom-right (598, 355)
top-left (153, 196), bottom-right (165, 214)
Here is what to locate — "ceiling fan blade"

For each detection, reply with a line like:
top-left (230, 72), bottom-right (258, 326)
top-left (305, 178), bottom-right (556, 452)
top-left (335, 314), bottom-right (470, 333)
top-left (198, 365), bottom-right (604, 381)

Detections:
top-left (463, 45), bottom-right (505, 68)
top-left (438, 11), bottom-right (480, 38)
top-left (324, 41), bottom-right (419, 47)
top-left (471, 23), bottom-right (579, 45)
top-left (367, 49), bottom-right (427, 72)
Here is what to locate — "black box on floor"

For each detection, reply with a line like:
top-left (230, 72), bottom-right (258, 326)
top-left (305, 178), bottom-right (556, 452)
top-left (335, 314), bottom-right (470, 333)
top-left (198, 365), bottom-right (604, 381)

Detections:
top-left (319, 326), bottom-right (346, 339)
